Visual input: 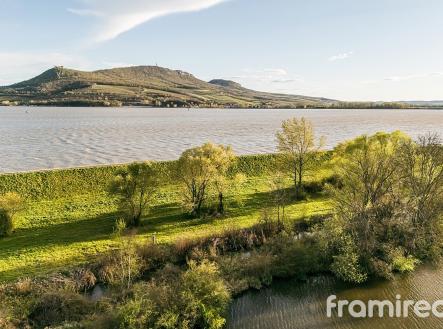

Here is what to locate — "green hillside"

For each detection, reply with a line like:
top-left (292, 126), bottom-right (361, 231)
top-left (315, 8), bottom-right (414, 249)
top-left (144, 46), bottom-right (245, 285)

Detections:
top-left (0, 66), bottom-right (337, 108)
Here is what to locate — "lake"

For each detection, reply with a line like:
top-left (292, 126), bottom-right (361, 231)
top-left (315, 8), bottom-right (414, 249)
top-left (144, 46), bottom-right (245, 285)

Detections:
top-left (1, 107), bottom-right (443, 173)
top-left (228, 265), bottom-right (443, 329)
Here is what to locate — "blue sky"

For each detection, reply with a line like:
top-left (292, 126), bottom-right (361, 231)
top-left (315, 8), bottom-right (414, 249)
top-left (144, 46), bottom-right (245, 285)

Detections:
top-left (1, 0), bottom-right (442, 101)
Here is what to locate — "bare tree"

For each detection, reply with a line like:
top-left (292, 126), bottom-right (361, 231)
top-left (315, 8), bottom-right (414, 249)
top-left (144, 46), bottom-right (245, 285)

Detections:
top-left (269, 174), bottom-right (289, 228)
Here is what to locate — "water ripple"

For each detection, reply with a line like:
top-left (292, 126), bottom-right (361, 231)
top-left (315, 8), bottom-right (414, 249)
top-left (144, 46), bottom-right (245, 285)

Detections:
top-left (1, 107), bottom-right (443, 173)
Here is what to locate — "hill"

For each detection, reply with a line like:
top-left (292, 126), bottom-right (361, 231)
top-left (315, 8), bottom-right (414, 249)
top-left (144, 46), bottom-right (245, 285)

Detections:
top-left (0, 66), bottom-right (337, 108)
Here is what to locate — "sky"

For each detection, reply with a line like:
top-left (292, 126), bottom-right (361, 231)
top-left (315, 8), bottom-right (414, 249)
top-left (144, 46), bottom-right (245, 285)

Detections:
top-left (0, 0), bottom-right (442, 101)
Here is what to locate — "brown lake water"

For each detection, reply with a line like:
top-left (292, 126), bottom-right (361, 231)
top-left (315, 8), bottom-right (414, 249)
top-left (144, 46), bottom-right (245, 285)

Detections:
top-left (1, 107), bottom-right (443, 173)
top-left (228, 265), bottom-right (443, 329)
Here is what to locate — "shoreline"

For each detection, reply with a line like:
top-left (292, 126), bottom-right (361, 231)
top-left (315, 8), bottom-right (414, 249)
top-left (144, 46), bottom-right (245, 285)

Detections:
top-left (0, 151), bottom-right (284, 175)
top-left (2, 104), bottom-right (443, 110)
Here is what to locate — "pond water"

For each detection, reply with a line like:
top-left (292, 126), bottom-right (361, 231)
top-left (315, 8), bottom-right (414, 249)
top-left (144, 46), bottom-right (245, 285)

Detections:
top-left (228, 265), bottom-right (443, 329)
top-left (1, 107), bottom-right (443, 173)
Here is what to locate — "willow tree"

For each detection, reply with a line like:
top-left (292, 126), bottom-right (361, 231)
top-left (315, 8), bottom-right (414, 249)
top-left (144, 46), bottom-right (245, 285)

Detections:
top-left (110, 162), bottom-right (159, 227)
top-left (397, 133), bottom-right (443, 258)
top-left (177, 143), bottom-right (235, 216)
top-left (324, 131), bottom-right (413, 282)
top-left (276, 117), bottom-right (324, 197)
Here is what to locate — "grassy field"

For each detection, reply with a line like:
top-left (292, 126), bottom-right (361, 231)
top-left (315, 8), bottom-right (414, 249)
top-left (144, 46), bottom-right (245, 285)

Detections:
top-left (0, 155), bottom-right (333, 282)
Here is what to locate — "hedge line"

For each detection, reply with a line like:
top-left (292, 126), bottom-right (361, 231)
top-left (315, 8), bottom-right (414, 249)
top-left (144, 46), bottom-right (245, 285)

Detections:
top-left (0, 154), bottom-right (279, 200)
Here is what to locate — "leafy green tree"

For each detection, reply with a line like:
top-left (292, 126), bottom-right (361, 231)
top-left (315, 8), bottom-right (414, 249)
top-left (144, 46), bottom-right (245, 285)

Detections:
top-left (177, 143), bottom-right (235, 216)
top-left (110, 162), bottom-right (159, 227)
top-left (181, 260), bottom-right (231, 328)
top-left (318, 131), bottom-right (443, 282)
top-left (0, 192), bottom-right (23, 237)
top-left (326, 132), bottom-right (409, 279)
top-left (397, 133), bottom-right (443, 258)
top-left (276, 117), bottom-right (324, 198)
top-left (332, 132), bottom-right (409, 253)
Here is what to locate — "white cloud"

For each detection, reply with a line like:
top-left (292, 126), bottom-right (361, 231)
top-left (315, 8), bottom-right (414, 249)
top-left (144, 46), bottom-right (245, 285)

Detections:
top-left (328, 51), bottom-right (354, 62)
top-left (69, 0), bottom-right (227, 42)
top-left (263, 68), bottom-right (288, 76)
top-left (0, 52), bottom-right (91, 85)
top-left (271, 79), bottom-right (297, 84)
top-left (384, 72), bottom-right (443, 82)
top-left (232, 68), bottom-right (300, 82)
top-left (362, 72), bottom-right (443, 84)
top-left (67, 8), bottom-right (104, 17)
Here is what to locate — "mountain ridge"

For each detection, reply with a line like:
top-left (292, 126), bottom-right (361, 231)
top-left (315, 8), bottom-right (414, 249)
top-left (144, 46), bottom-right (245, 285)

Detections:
top-left (0, 66), bottom-right (434, 109)
top-left (0, 65), bottom-right (338, 108)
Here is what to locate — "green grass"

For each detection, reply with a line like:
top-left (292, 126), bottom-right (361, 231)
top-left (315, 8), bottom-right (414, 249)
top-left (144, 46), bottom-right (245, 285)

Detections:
top-left (0, 158), bottom-right (333, 282)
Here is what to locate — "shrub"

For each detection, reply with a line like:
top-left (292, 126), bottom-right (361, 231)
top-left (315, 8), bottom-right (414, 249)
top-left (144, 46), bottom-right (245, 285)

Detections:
top-left (174, 238), bottom-right (200, 262)
top-left (267, 236), bottom-right (324, 280)
top-left (72, 269), bottom-right (97, 292)
top-left (117, 260), bottom-right (230, 329)
top-left (0, 192), bottom-right (23, 237)
top-left (28, 291), bottom-right (93, 329)
top-left (392, 253), bottom-right (420, 273)
top-left (136, 242), bottom-right (170, 272)
top-left (329, 234), bottom-right (368, 284)
top-left (95, 240), bottom-right (143, 287)
top-left (13, 277), bottom-right (33, 296)
top-left (0, 211), bottom-right (13, 238)
top-left (180, 260), bottom-right (231, 329)
top-left (217, 252), bottom-right (274, 294)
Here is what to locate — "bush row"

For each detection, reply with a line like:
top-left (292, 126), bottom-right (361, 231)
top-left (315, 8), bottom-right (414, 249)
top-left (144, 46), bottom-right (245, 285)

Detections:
top-left (0, 154), bottom-right (279, 200)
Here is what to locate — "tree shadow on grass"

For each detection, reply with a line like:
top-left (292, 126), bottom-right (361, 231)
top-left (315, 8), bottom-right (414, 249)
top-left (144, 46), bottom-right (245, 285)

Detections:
top-left (139, 202), bottom-right (207, 236)
top-left (0, 211), bottom-right (119, 258)
top-left (0, 253), bottom-right (100, 282)
top-left (227, 188), bottom-right (328, 219)
top-left (137, 189), bottom-right (301, 238)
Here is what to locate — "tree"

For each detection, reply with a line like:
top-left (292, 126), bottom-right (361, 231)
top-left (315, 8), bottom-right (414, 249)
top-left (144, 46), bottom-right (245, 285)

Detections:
top-left (110, 162), bottom-right (159, 227)
top-left (330, 132), bottom-right (410, 278)
top-left (269, 173), bottom-right (290, 227)
top-left (0, 192), bottom-right (23, 237)
top-left (212, 172), bottom-right (245, 215)
top-left (276, 117), bottom-right (324, 198)
top-left (319, 131), bottom-right (440, 282)
top-left (332, 132), bottom-right (409, 252)
top-left (177, 143), bottom-right (235, 216)
top-left (397, 133), bottom-right (443, 258)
